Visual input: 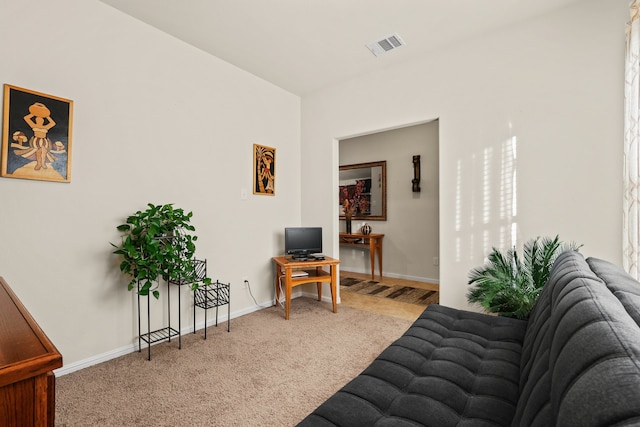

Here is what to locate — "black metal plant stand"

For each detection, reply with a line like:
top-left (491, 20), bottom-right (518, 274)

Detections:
top-left (168, 258), bottom-right (208, 348)
top-left (194, 280), bottom-right (231, 339)
top-left (137, 281), bottom-right (180, 361)
top-left (137, 259), bottom-right (208, 360)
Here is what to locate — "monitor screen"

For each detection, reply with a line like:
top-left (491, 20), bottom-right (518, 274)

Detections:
top-left (285, 227), bottom-right (322, 257)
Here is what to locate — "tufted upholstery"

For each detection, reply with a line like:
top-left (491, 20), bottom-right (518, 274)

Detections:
top-left (298, 304), bottom-right (527, 426)
top-left (587, 257), bottom-right (640, 327)
top-left (298, 252), bottom-right (640, 426)
top-left (513, 252), bottom-right (640, 426)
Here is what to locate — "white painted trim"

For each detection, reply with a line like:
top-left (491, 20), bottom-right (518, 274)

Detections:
top-left (300, 290), bottom-right (341, 304)
top-left (54, 292), bottom-right (343, 377)
top-left (341, 267), bottom-right (440, 284)
top-left (54, 343), bottom-right (137, 377)
top-left (54, 301), bottom-right (272, 377)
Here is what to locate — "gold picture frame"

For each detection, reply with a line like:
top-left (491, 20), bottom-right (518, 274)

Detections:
top-left (1, 84), bottom-right (74, 183)
top-left (339, 161), bottom-right (387, 221)
top-left (253, 144), bottom-right (275, 196)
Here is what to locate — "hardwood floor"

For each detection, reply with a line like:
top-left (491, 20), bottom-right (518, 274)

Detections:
top-left (339, 271), bottom-right (439, 321)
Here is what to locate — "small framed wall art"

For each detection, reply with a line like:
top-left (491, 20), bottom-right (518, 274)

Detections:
top-left (253, 143), bottom-right (275, 196)
top-left (1, 84), bottom-right (74, 183)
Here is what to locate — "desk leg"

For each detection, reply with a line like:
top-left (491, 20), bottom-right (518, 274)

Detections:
top-left (377, 240), bottom-right (383, 279)
top-left (285, 275), bottom-right (292, 320)
top-left (331, 264), bottom-right (337, 313)
top-left (274, 267), bottom-right (280, 306)
top-left (316, 266), bottom-right (323, 301)
top-left (368, 239), bottom-right (376, 280)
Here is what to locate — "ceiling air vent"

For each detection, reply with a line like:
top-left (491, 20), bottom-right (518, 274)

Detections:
top-left (366, 33), bottom-right (406, 57)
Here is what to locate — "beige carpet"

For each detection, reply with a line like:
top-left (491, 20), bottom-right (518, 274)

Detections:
top-left (55, 297), bottom-right (413, 426)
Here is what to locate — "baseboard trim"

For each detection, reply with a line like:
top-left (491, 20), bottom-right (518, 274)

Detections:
top-left (300, 290), bottom-right (341, 304)
top-left (54, 300), bottom-right (273, 377)
top-left (54, 344), bottom-right (136, 377)
top-left (56, 292), bottom-right (339, 377)
top-left (341, 268), bottom-right (439, 284)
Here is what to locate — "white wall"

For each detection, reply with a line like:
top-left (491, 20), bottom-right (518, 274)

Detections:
top-left (0, 0), bottom-right (301, 367)
top-left (0, 0), bottom-right (628, 369)
top-left (301, 0), bottom-right (627, 310)
top-left (339, 122), bottom-right (440, 282)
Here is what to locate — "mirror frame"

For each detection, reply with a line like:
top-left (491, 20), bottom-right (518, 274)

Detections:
top-left (339, 160), bottom-right (387, 221)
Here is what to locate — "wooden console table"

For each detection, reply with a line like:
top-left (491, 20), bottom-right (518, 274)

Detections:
top-left (0, 277), bottom-right (62, 427)
top-left (339, 233), bottom-right (384, 279)
top-left (272, 256), bottom-right (340, 320)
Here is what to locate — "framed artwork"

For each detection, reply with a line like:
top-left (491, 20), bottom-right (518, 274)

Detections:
top-left (253, 144), bottom-right (275, 196)
top-left (1, 84), bottom-right (74, 183)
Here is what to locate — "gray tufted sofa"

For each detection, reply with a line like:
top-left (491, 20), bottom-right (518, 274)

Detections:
top-left (298, 251), bottom-right (640, 426)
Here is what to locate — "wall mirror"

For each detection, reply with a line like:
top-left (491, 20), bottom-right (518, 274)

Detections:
top-left (339, 161), bottom-right (387, 221)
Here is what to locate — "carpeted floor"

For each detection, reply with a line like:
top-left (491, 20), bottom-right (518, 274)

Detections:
top-left (340, 276), bottom-right (439, 306)
top-left (55, 297), bottom-right (413, 426)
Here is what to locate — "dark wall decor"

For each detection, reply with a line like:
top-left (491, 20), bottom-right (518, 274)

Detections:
top-left (412, 155), bottom-right (421, 192)
top-left (1, 84), bottom-right (73, 183)
top-left (253, 143), bottom-right (275, 195)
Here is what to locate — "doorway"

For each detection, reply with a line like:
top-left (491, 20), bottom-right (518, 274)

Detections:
top-left (338, 120), bottom-right (440, 318)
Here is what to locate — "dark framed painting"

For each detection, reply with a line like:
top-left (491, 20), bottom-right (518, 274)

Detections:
top-left (253, 143), bottom-right (275, 196)
top-left (1, 84), bottom-right (74, 183)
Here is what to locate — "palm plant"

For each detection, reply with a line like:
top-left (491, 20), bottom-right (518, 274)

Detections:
top-left (467, 235), bottom-right (581, 319)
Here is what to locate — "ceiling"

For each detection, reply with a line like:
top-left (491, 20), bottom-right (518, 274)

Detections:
top-left (99, 0), bottom-right (587, 96)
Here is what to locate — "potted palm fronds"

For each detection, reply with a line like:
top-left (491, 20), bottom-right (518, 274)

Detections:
top-left (467, 235), bottom-right (581, 319)
top-left (112, 203), bottom-right (205, 299)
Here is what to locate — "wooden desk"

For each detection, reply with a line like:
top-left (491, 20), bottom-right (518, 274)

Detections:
top-left (0, 277), bottom-right (62, 427)
top-left (272, 256), bottom-right (340, 320)
top-left (339, 233), bottom-right (384, 279)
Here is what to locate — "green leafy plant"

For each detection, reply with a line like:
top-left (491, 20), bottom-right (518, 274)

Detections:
top-left (467, 235), bottom-right (581, 319)
top-left (111, 203), bottom-right (204, 299)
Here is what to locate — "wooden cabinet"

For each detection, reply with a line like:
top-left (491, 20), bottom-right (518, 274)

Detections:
top-left (0, 277), bottom-right (62, 427)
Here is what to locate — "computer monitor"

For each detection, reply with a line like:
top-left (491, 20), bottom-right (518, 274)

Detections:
top-left (284, 227), bottom-right (322, 259)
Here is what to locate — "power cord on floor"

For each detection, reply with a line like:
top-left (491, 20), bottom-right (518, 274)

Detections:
top-left (277, 275), bottom-right (286, 309)
top-left (245, 279), bottom-right (283, 309)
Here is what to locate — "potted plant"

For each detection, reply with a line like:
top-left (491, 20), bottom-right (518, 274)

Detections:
top-left (112, 203), bottom-right (206, 299)
top-left (467, 235), bottom-right (581, 319)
